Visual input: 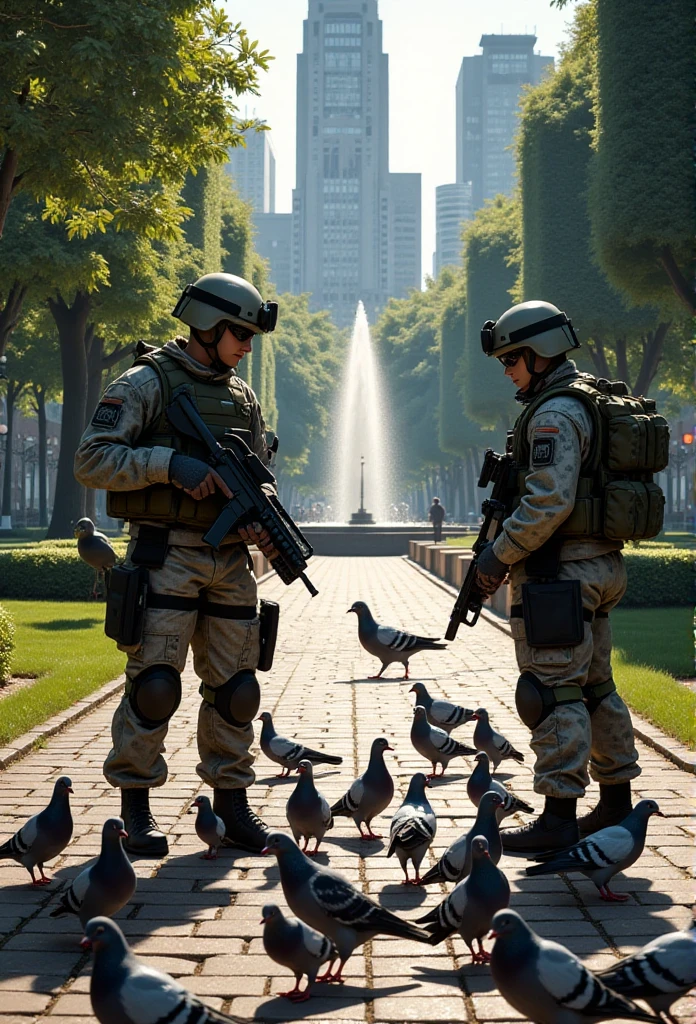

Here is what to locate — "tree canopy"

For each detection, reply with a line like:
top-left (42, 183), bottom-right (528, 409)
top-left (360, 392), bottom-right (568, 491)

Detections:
top-left (0, 1), bottom-right (272, 239)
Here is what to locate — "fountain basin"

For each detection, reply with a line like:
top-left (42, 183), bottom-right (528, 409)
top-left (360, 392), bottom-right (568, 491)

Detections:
top-left (301, 524), bottom-right (474, 556)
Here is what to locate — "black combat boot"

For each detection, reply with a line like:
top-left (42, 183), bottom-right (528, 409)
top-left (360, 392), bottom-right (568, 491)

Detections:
top-left (577, 783), bottom-right (632, 839)
top-left (120, 789), bottom-right (169, 858)
top-left (213, 788), bottom-right (269, 853)
top-left (501, 797), bottom-right (579, 857)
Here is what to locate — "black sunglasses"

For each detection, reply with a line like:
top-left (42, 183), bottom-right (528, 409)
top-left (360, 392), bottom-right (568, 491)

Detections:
top-left (497, 350), bottom-right (524, 368)
top-left (226, 323), bottom-right (256, 343)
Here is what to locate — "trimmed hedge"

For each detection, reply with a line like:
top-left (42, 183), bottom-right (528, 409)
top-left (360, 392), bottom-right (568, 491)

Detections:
top-left (0, 544), bottom-right (128, 601)
top-left (0, 604), bottom-right (14, 682)
top-left (622, 548), bottom-right (694, 607)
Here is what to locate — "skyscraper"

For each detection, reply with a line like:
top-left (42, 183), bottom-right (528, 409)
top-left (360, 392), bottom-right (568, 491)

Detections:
top-left (225, 130), bottom-right (276, 214)
top-left (456, 35), bottom-right (553, 212)
top-left (433, 182), bottom-right (473, 278)
top-left (293, 0), bottom-right (420, 326)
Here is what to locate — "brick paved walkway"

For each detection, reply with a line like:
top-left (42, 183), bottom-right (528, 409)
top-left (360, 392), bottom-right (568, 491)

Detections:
top-left (0, 556), bottom-right (693, 1024)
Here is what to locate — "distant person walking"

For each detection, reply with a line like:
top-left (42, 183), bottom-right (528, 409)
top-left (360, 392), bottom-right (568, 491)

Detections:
top-left (428, 497), bottom-right (446, 543)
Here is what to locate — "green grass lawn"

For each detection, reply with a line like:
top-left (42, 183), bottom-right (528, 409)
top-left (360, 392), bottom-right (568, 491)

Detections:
top-left (444, 535), bottom-right (477, 548)
top-left (611, 607), bottom-right (695, 750)
top-left (0, 601), bottom-right (125, 747)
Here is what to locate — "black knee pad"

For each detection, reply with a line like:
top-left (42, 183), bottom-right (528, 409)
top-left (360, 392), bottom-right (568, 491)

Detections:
top-left (127, 663), bottom-right (181, 729)
top-left (583, 678), bottom-right (617, 715)
top-left (515, 672), bottom-right (583, 730)
top-left (200, 670), bottom-right (260, 728)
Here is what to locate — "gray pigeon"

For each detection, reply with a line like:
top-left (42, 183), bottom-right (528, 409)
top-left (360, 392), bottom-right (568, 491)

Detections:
top-left (411, 705), bottom-right (476, 777)
top-left (82, 917), bottom-right (246, 1024)
top-left (596, 917), bottom-right (696, 1019)
top-left (257, 711), bottom-right (343, 777)
top-left (387, 772), bottom-right (437, 885)
top-left (489, 909), bottom-right (657, 1024)
top-left (526, 799), bottom-right (664, 901)
top-left (410, 682), bottom-right (475, 733)
top-left (472, 708), bottom-right (524, 770)
top-left (330, 736), bottom-right (395, 840)
top-left (192, 795), bottom-right (225, 860)
top-left (74, 517), bottom-right (117, 599)
top-left (0, 776), bottom-right (73, 885)
top-left (417, 835), bottom-right (510, 962)
top-left (50, 817), bottom-right (136, 927)
top-left (468, 752), bottom-right (534, 822)
top-left (262, 831), bottom-right (432, 983)
top-left (347, 600), bottom-right (446, 680)
top-left (286, 759), bottom-right (333, 856)
top-left (420, 790), bottom-right (504, 886)
top-left (261, 903), bottom-right (338, 1002)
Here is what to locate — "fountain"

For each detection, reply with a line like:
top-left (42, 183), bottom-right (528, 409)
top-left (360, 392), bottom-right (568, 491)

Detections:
top-left (349, 456), bottom-right (375, 525)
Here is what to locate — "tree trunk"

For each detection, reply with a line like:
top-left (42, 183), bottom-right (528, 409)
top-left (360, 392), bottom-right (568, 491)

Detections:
top-left (1, 380), bottom-right (23, 522)
top-left (46, 290), bottom-right (91, 538)
top-left (659, 246), bottom-right (696, 316)
top-left (0, 280), bottom-right (28, 358)
top-left (0, 147), bottom-right (20, 240)
top-left (33, 385), bottom-right (48, 529)
top-left (633, 322), bottom-right (670, 397)
top-left (615, 337), bottom-right (630, 388)
top-left (586, 334), bottom-right (612, 379)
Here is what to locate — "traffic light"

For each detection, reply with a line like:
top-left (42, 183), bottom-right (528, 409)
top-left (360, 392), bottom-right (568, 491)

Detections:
top-left (682, 433), bottom-right (694, 445)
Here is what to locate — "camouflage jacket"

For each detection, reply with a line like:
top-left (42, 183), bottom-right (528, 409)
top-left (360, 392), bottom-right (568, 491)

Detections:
top-left (74, 339), bottom-right (272, 544)
top-left (492, 360), bottom-right (622, 565)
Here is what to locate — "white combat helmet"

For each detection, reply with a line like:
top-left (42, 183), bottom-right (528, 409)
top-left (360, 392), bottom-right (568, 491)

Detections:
top-left (481, 300), bottom-right (580, 359)
top-left (172, 273), bottom-right (278, 334)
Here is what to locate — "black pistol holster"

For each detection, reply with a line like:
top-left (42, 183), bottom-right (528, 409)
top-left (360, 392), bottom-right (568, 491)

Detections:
top-left (257, 599), bottom-right (279, 671)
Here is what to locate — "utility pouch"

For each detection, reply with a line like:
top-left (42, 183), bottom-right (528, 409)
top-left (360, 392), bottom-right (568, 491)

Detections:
top-left (104, 565), bottom-right (149, 646)
top-left (257, 599), bottom-right (280, 672)
top-left (521, 579), bottom-right (584, 648)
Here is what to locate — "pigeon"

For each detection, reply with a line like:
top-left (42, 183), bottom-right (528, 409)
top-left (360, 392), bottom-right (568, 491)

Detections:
top-left (596, 917), bottom-right (696, 1019)
top-left (262, 831), bottom-right (432, 983)
top-left (467, 752), bottom-right (535, 823)
top-left (525, 799), bottom-right (664, 902)
top-left (286, 759), bottom-right (333, 856)
top-left (192, 795), bottom-right (225, 860)
top-left (330, 736), bottom-right (395, 840)
top-left (347, 600), bottom-right (446, 680)
top-left (74, 517), bottom-right (117, 599)
top-left (260, 903), bottom-right (338, 1002)
top-left (472, 708), bottom-right (524, 770)
top-left (257, 711), bottom-right (343, 777)
top-left (387, 772), bottom-right (437, 885)
top-left (488, 909), bottom-right (657, 1024)
top-left (409, 682), bottom-right (475, 733)
top-left (420, 790), bottom-right (504, 886)
top-left (417, 835), bottom-right (510, 962)
top-left (411, 705), bottom-right (476, 778)
top-left (0, 776), bottom-right (73, 885)
top-left (82, 917), bottom-right (246, 1024)
top-left (50, 817), bottom-right (136, 927)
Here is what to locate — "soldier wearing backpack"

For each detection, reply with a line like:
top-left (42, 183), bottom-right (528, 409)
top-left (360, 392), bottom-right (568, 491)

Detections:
top-left (473, 301), bottom-right (668, 857)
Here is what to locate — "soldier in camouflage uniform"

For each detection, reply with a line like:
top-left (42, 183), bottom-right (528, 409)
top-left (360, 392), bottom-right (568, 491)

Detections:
top-left (474, 300), bottom-right (641, 856)
top-left (75, 273), bottom-right (280, 857)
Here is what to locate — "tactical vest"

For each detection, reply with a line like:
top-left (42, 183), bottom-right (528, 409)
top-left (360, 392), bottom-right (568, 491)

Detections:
top-left (511, 376), bottom-right (669, 541)
top-left (107, 349), bottom-right (254, 528)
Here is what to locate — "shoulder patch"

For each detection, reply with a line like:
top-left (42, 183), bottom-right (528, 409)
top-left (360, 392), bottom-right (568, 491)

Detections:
top-left (91, 398), bottom-right (124, 429)
top-left (531, 437), bottom-right (555, 466)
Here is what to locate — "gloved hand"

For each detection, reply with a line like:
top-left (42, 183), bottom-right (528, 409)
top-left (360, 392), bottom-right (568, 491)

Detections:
top-left (475, 542), bottom-right (508, 596)
top-left (169, 454), bottom-right (232, 501)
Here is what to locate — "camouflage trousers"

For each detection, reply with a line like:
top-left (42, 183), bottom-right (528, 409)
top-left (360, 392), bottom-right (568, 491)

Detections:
top-left (509, 550), bottom-right (640, 799)
top-left (104, 540), bottom-right (260, 791)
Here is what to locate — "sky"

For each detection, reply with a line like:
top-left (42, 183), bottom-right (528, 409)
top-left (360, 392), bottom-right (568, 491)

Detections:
top-left (224, 0), bottom-right (574, 282)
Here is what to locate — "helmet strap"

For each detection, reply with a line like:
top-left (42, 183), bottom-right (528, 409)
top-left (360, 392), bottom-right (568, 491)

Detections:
top-left (517, 353), bottom-right (567, 403)
top-left (191, 323), bottom-right (231, 374)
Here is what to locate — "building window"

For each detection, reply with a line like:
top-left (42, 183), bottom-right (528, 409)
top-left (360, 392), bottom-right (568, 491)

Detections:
top-left (324, 20), bottom-right (362, 34)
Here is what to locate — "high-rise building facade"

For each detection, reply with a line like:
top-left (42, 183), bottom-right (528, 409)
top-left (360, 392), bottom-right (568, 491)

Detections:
top-left (255, 213), bottom-right (292, 295)
top-left (225, 130), bottom-right (276, 214)
top-left (293, 0), bottom-right (420, 326)
top-left (433, 182), bottom-right (472, 278)
top-left (456, 35), bottom-right (553, 212)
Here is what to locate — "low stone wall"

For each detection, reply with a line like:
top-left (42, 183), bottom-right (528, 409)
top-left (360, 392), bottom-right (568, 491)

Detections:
top-left (407, 541), bottom-right (511, 618)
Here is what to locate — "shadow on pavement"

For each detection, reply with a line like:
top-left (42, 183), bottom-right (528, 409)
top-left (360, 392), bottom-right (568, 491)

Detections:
top-left (256, 981), bottom-right (418, 1019)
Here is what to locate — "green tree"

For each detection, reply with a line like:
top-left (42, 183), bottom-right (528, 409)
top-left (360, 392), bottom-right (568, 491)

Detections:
top-left (439, 278), bottom-right (488, 456)
top-left (589, 0), bottom-right (696, 314)
top-left (0, 2), bottom-right (272, 238)
top-left (458, 196), bottom-right (520, 435)
top-left (516, 2), bottom-right (671, 396)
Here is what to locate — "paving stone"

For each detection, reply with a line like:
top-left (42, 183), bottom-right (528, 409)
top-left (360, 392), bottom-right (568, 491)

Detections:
top-left (0, 556), bottom-right (692, 1024)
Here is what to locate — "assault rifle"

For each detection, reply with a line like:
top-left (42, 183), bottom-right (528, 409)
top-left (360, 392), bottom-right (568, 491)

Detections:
top-left (166, 390), bottom-right (318, 596)
top-left (444, 445), bottom-right (515, 640)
